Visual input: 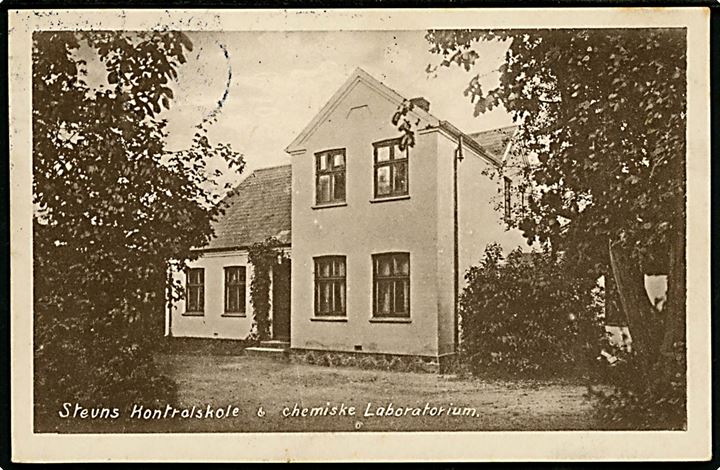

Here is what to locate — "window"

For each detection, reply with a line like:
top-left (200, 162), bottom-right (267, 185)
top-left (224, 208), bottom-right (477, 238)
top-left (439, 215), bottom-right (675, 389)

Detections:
top-left (372, 253), bottom-right (410, 318)
top-left (224, 266), bottom-right (246, 315)
top-left (186, 268), bottom-right (204, 314)
top-left (315, 149), bottom-right (346, 205)
top-left (314, 256), bottom-right (346, 317)
top-left (504, 176), bottom-right (512, 221)
top-left (373, 138), bottom-right (408, 198)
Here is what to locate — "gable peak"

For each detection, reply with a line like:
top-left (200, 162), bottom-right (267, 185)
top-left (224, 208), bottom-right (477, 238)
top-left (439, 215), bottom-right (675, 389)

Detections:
top-left (285, 68), bottom-right (439, 154)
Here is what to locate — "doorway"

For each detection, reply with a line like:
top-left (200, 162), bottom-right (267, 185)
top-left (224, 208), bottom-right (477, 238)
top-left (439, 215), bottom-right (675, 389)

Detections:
top-left (271, 258), bottom-right (291, 341)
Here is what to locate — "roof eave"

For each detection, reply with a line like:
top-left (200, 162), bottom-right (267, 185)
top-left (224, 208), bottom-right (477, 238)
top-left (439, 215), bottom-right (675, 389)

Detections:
top-left (192, 242), bottom-right (292, 255)
top-left (438, 120), bottom-right (502, 167)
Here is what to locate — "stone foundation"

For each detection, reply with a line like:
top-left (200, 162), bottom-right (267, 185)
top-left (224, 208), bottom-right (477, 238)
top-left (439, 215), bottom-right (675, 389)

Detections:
top-left (289, 348), bottom-right (458, 374)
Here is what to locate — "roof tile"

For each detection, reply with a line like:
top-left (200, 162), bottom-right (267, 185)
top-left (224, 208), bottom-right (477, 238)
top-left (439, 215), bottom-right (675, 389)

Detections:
top-left (468, 125), bottom-right (518, 159)
top-left (205, 164), bottom-right (292, 250)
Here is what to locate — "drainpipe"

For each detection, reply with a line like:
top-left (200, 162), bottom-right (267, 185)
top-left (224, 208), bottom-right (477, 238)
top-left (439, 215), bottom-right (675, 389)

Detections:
top-left (453, 135), bottom-right (463, 352)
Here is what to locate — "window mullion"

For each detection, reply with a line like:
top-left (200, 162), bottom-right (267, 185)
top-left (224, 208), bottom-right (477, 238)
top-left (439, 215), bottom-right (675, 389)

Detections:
top-left (330, 279), bottom-right (335, 314)
top-left (390, 280), bottom-right (396, 316)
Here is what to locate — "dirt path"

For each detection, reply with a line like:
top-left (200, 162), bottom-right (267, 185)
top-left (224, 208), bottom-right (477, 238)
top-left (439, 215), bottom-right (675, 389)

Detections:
top-left (38, 354), bottom-right (599, 433)
top-left (155, 354), bottom-right (599, 432)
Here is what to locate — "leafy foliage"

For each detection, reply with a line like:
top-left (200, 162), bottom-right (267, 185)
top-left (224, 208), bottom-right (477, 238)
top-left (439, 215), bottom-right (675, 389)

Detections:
top-left (33, 31), bottom-right (243, 422)
top-left (459, 244), bottom-right (603, 377)
top-left (247, 237), bottom-right (287, 341)
top-left (426, 28), bottom-right (685, 277)
top-left (589, 340), bottom-right (686, 430)
top-left (426, 28), bottom-right (686, 428)
top-left (391, 99), bottom-right (420, 151)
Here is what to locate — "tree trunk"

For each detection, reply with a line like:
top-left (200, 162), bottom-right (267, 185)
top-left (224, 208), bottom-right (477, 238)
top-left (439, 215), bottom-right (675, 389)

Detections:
top-left (604, 272), bottom-right (624, 326)
top-left (607, 240), bottom-right (663, 372)
top-left (659, 227), bottom-right (686, 378)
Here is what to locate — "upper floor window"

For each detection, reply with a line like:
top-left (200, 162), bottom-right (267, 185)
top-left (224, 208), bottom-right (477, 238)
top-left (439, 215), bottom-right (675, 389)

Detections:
top-left (315, 149), bottom-right (346, 205)
top-left (503, 176), bottom-right (512, 221)
top-left (373, 138), bottom-right (408, 198)
top-left (224, 266), bottom-right (246, 315)
top-left (186, 268), bottom-right (204, 314)
top-left (314, 256), bottom-right (346, 317)
top-left (372, 253), bottom-right (410, 318)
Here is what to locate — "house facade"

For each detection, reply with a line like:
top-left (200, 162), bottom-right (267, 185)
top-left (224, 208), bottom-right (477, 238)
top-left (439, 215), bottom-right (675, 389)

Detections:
top-left (167, 68), bottom-right (525, 368)
top-left (285, 69), bottom-right (525, 366)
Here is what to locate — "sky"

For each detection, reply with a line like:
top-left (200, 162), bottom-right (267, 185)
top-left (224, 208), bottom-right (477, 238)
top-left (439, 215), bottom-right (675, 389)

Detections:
top-left (160, 31), bottom-right (514, 186)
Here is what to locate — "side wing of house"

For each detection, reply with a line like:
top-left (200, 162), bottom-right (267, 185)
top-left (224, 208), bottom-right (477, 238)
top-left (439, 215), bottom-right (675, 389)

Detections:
top-left (167, 250), bottom-right (255, 340)
top-left (456, 126), bottom-right (527, 280)
top-left (166, 164), bottom-right (292, 342)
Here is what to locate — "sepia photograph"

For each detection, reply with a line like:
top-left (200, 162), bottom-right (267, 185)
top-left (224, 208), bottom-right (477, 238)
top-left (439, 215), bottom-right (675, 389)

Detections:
top-left (9, 7), bottom-right (711, 462)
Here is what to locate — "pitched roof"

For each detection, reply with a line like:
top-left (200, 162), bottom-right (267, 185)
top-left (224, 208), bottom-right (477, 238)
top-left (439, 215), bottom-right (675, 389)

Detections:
top-left (285, 68), bottom-right (438, 155)
top-left (469, 125), bottom-right (518, 160)
top-left (285, 67), bottom-right (501, 166)
top-left (203, 164), bottom-right (292, 251)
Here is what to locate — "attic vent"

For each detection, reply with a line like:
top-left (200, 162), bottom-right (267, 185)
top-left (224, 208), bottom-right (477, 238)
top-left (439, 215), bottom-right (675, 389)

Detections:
top-left (410, 97), bottom-right (430, 112)
top-left (346, 104), bottom-right (370, 120)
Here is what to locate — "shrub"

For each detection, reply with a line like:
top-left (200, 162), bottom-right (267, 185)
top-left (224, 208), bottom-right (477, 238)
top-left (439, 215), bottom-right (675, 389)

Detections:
top-left (33, 261), bottom-right (178, 426)
top-left (459, 244), bottom-right (603, 378)
top-left (589, 338), bottom-right (686, 430)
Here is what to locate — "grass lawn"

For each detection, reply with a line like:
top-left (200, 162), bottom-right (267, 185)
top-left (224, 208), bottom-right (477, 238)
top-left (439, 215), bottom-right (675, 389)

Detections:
top-left (41, 353), bottom-right (601, 433)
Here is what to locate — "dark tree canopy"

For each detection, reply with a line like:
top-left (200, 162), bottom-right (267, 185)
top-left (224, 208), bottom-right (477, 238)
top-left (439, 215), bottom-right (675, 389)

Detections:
top-left (32, 31), bottom-right (243, 420)
top-left (425, 28), bottom-right (687, 428)
top-left (426, 28), bottom-right (685, 278)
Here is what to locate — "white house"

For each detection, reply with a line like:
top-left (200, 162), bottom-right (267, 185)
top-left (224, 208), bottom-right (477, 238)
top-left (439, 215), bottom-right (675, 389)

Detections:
top-left (167, 68), bottom-right (525, 370)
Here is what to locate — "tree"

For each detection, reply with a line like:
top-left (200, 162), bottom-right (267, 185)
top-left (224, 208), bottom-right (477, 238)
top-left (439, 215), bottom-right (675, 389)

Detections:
top-left (32, 31), bottom-right (243, 422)
top-left (423, 28), bottom-right (686, 427)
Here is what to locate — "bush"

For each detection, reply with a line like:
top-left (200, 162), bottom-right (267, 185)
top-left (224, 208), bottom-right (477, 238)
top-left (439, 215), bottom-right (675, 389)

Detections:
top-left (33, 247), bottom-right (178, 427)
top-left (459, 244), bottom-right (603, 378)
top-left (589, 338), bottom-right (686, 430)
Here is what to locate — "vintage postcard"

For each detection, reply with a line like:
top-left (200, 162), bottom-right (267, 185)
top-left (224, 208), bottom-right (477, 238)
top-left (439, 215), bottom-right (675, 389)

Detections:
top-left (9, 7), bottom-right (711, 462)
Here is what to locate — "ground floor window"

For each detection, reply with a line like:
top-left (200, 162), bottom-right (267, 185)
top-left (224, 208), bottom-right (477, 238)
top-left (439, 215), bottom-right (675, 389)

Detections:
top-left (185, 268), bottom-right (205, 314)
top-left (224, 266), bottom-right (247, 315)
top-left (314, 256), bottom-right (346, 316)
top-left (372, 252), bottom-right (410, 318)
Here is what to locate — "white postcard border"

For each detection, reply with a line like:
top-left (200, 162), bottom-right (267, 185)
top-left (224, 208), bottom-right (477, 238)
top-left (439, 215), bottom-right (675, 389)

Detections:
top-left (9, 7), bottom-right (711, 462)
